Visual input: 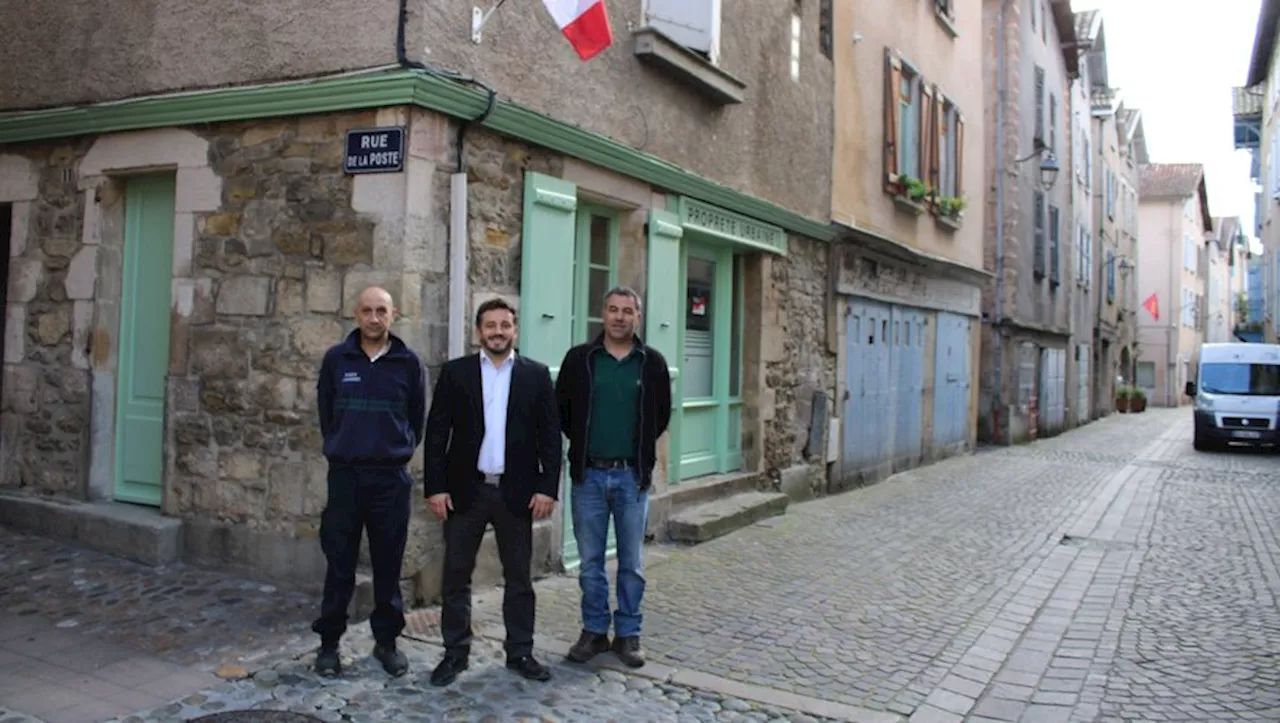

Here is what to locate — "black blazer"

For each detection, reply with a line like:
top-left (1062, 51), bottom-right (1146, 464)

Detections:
top-left (423, 353), bottom-right (562, 519)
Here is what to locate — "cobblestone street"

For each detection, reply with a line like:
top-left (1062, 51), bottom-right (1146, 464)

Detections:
top-left (2, 407), bottom-right (1279, 722)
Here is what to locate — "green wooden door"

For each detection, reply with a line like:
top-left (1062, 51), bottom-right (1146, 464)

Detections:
top-left (677, 242), bottom-right (739, 481)
top-left (519, 172), bottom-right (579, 567)
top-left (115, 175), bottom-right (177, 506)
top-left (645, 209), bottom-right (683, 486)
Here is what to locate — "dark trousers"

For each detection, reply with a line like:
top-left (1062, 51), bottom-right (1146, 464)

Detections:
top-left (441, 482), bottom-right (535, 658)
top-left (311, 466), bottom-right (411, 646)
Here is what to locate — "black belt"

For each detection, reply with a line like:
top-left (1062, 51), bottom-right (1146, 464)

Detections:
top-left (586, 457), bottom-right (634, 470)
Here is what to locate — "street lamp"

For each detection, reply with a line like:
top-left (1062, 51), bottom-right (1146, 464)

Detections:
top-left (1016, 143), bottom-right (1059, 192)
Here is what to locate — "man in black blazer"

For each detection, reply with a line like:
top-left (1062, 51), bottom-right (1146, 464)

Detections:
top-left (423, 297), bottom-right (562, 687)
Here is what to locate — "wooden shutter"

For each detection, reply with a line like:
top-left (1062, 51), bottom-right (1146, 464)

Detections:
top-left (884, 48), bottom-right (902, 188)
top-left (519, 172), bottom-right (577, 371)
top-left (645, 0), bottom-right (718, 57)
top-left (954, 112), bottom-right (965, 198)
top-left (921, 85), bottom-right (937, 197)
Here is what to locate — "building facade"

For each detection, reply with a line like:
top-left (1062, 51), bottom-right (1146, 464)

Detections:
top-left (825, 0), bottom-right (987, 486)
top-left (980, 0), bottom-right (1080, 444)
top-left (1136, 164), bottom-right (1212, 407)
top-left (1245, 0), bottom-right (1280, 343)
top-left (0, 0), bottom-right (840, 593)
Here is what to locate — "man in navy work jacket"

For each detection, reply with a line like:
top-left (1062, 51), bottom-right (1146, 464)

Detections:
top-left (556, 286), bottom-right (671, 669)
top-left (311, 286), bottom-right (428, 679)
top-left (423, 297), bottom-right (562, 687)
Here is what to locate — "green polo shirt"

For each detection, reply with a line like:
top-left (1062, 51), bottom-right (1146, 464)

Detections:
top-left (586, 345), bottom-right (642, 460)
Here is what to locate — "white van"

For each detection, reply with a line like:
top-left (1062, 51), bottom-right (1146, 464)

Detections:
top-left (1187, 342), bottom-right (1280, 451)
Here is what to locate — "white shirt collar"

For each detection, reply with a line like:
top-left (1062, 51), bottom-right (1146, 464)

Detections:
top-left (481, 350), bottom-right (516, 368)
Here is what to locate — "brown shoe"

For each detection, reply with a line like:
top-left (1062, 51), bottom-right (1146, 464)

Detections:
top-left (566, 630), bottom-right (610, 663)
top-left (611, 636), bottom-right (645, 668)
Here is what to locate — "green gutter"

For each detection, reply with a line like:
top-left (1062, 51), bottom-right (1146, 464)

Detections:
top-left (0, 69), bottom-right (834, 242)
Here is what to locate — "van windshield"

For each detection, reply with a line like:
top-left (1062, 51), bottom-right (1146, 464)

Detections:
top-left (1200, 362), bottom-right (1280, 396)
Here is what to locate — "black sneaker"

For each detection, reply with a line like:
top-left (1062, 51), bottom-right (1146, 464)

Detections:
top-left (566, 630), bottom-right (610, 664)
top-left (314, 645), bottom-right (341, 677)
top-left (506, 654), bottom-right (552, 681)
top-left (430, 651), bottom-right (469, 687)
top-left (373, 641), bottom-right (409, 677)
top-left (611, 636), bottom-right (646, 668)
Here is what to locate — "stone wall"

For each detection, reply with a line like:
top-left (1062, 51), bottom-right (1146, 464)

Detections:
top-left (1, 145), bottom-right (92, 496)
top-left (0, 109), bottom-right (563, 592)
top-left (757, 236), bottom-right (837, 497)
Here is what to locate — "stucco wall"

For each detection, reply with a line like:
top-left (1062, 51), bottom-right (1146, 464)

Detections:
top-left (412, 0), bottom-right (834, 220)
top-left (1014, 0), bottom-right (1073, 331)
top-left (1137, 199), bottom-right (1177, 404)
top-left (830, 0), bottom-right (985, 270)
top-left (1, 0), bottom-right (833, 224)
top-left (0, 0), bottom-right (398, 112)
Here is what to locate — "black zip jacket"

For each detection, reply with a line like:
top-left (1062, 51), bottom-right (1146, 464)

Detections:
top-left (556, 334), bottom-right (672, 491)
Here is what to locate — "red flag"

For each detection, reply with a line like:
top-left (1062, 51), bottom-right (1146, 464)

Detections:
top-left (541, 0), bottom-right (614, 61)
top-left (1143, 293), bottom-right (1159, 321)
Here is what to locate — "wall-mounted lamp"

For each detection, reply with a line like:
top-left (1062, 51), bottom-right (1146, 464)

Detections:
top-left (1016, 142), bottom-right (1059, 192)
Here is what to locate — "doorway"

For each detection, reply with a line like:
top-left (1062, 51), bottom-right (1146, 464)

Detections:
top-left (114, 175), bottom-right (176, 506)
top-left (675, 242), bottom-right (743, 482)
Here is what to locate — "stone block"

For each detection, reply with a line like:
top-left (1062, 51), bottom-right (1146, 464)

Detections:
top-left (3, 306), bottom-right (23, 363)
top-left (10, 201), bottom-right (30, 256)
top-left (65, 246), bottom-right (99, 300)
top-left (277, 278), bottom-right (304, 315)
top-left (35, 308), bottom-right (70, 346)
top-left (666, 491), bottom-right (789, 544)
top-left (219, 451), bottom-right (264, 481)
top-left (172, 212), bottom-right (195, 277)
top-left (175, 166), bottom-right (223, 213)
top-left (0, 495), bottom-right (183, 566)
top-left (291, 317), bottom-right (345, 359)
top-left (215, 276), bottom-right (271, 316)
top-left (71, 301), bottom-right (94, 370)
top-left (0, 155), bottom-right (39, 202)
top-left (323, 227), bottom-right (375, 266)
top-left (306, 269), bottom-right (342, 312)
top-left (779, 464), bottom-right (815, 502)
top-left (238, 200), bottom-right (287, 257)
top-left (190, 328), bottom-right (250, 378)
top-left (8, 257), bottom-right (42, 303)
top-left (266, 462), bottom-right (324, 517)
top-left (342, 271), bottom-right (422, 319)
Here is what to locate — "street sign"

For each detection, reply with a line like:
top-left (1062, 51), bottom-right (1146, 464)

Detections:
top-left (343, 127), bottom-right (405, 174)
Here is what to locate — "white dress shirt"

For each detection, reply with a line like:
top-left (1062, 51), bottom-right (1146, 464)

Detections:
top-left (477, 351), bottom-right (515, 475)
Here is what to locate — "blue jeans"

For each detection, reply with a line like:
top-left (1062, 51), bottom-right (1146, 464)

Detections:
top-left (572, 467), bottom-right (649, 639)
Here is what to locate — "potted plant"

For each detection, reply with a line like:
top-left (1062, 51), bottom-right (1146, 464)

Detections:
top-left (902, 175), bottom-right (930, 202)
top-left (1130, 387), bottom-right (1147, 413)
top-left (937, 195), bottom-right (967, 221)
top-left (1115, 385), bottom-right (1131, 413)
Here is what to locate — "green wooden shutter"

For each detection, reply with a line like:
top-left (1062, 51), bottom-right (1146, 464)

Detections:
top-left (519, 171), bottom-right (578, 568)
top-left (645, 209), bottom-right (682, 360)
top-left (519, 172), bottom-right (577, 370)
top-left (646, 208), bottom-right (683, 486)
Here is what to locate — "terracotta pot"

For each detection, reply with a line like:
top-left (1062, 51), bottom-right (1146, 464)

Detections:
top-left (1115, 397), bottom-right (1130, 413)
top-left (1132, 398), bottom-right (1147, 413)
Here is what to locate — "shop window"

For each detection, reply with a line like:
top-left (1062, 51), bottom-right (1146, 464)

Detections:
top-left (730, 255), bottom-right (743, 398)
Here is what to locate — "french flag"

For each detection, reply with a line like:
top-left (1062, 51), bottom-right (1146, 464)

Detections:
top-left (541, 0), bottom-right (614, 61)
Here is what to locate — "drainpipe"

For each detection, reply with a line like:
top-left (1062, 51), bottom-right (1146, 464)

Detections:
top-left (992, 0), bottom-right (1009, 443)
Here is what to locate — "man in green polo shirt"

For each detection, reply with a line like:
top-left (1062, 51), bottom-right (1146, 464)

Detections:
top-left (556, 287), bottom-right (672, 669)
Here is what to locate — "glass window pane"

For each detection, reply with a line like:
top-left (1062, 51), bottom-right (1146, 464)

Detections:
top-left (589, 268), bottom-right (608, 311)
top-left (587, 320), bottom-right (602, 343)
top-left (685, 257), bottom-right (716, 398)
top-left (590, 215), bottom-right (611, 265)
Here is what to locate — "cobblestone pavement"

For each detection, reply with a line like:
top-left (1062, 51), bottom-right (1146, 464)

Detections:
top-left (106, 632), bottom-right (846, 723)
top-left (519, 408), bottom-right (1280, 722)
top-left (5, 407), bottom-right (1280, 722)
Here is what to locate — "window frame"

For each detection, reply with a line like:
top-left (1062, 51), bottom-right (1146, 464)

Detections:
top-left (572, 203), bottom-right (622, 345)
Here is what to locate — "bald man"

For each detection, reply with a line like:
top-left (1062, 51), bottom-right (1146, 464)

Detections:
top-left (311, 287), bottom-right (428, 678)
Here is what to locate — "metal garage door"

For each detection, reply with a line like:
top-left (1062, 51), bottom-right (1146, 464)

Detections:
top-left (842, 299), bottom-right (926, 477)
top-left (933, 312), bottom-right (973, 451)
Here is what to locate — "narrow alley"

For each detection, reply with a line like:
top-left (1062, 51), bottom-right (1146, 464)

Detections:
top-left (3, 408), bottom-right (1279, 722)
